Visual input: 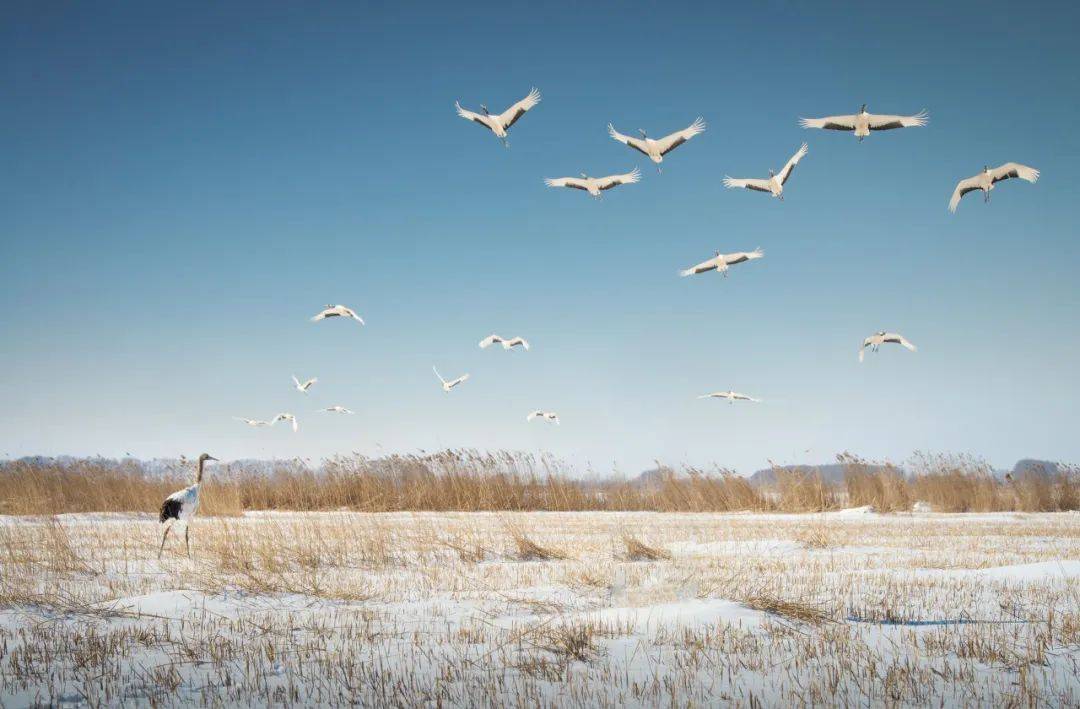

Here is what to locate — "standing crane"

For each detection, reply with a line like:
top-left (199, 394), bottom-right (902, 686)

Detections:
top-left (158, 453), bottom-right (218, 559)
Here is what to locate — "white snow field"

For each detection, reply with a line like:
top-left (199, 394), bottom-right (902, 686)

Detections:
top-left (0, 510), bottom-right (1077, 706)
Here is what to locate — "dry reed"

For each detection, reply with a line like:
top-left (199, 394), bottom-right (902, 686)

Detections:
top-left (1, 450), bottom-right (1076, 516)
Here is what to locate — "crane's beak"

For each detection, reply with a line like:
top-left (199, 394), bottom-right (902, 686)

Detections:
top-left (207, 456), bottom-right (218, 462)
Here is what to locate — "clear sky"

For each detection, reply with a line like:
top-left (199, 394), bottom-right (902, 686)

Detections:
top-left (2, 1), bottom-right (1078, 475)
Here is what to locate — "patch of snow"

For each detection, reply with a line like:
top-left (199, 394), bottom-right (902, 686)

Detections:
top-left (824, 505), bottom-right (877, 517)
top-left (667, 540), bottom-right (803, 556)
top-left (910, 560), bottom-right (1080, 582)
top-left (583, 598), bottom-right (765, 633)
top-left (977, 560), bottom-right (1080, 581)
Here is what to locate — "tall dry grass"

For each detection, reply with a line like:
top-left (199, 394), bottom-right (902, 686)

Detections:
top-left (0, 450), bottom-right (1076, 516)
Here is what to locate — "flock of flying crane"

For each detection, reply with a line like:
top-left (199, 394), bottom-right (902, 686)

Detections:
top-left (159, 88), bottom-right (1042, 556)
top-left (232, 88), bottom-right (1043, 428)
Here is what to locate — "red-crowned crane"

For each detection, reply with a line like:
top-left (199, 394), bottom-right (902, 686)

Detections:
top-left (234, 417), bottom-right (272, 427)
top-left (526, 410), bottom-right (560, 424)
top-left (455, 88), bottom-right (541, 148)
top-left (698, 391), bottom-right (761, 404)
top-left (158, 453), bottom-right (217, 558)
top-left (292, 375), bottom-right (318, 393)
top-left (479, 334), bottom-right (530, 351)
top-left (859, 332), bottom-right (917, 362)
top-left (680, 248), bottom-right (763, 278)
top-left (311, 304), bottom-right (364, 325)
top-left (545, 168), bottom-right (641, 199)
top-left (949, 163), bottom-right (1039, 213)
top-left (800, 105), bottom-right (928, 141)
top-left (607, 117), bottom-right (706, 172)
top-left (271, 412), bottom-right (299, 431)
top-left (318, 405), bottom-right (354, 414)
top-left (433, 365), bottom-right (469, 392)
top-left (724, 144), bottom-right (808, 200)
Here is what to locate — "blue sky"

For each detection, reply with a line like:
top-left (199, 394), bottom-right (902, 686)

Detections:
top-left (1, 1), bottom-right (1077, 474)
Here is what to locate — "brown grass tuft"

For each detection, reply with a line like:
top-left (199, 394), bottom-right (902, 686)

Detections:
top-left (743, 592), bottom-right (832, 625)
top-left (620, 533), bottom-right (672, 561)
top-left (507, 524), bottom-right (569, 561)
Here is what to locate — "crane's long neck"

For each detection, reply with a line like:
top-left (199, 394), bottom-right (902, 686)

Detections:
top-left (195, 459), bottom-right (205, 484)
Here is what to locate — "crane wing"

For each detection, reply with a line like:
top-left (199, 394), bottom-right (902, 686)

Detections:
top-left (455, 102), bottom-right (498, 133)
top-left (479, 334), bottom-right (502, 348)
top-left (990, 163), bottom-right (1039, 184)
top-left (723, 177), bottom-right (772, 192)
top-left (596, 167), bottom-right (641, 190)
top-left (496, 88), bottom-right (541, 130)
top-left (724, 248), bottom-right (764, 264)
top-left (544, 177), bottom-right (590, 191)
top-left (680, 257), bottom-right (718, 277)
top-left (653, 117), bottom-right (706, 156)
top-left (799, 114), bottom-right (857, 131)
top-left (885, 334), bottom-right (917, 351)
top-left (607, 124), bottom-right (652, 157)
top-left (867, 110), bottom-right (928, 131)
top-left (948, 175), bottom-right (983, 212)
top-left (777, 143), bottom-right (808, 185)
top-left (506, 337), bottom-right (530, 350)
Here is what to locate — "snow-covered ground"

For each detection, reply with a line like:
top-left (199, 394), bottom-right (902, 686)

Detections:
top-left (0, 510), bottom-right (1077, 706)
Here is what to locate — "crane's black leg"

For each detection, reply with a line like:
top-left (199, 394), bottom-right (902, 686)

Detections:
top-left (184, 525), bottom-right (191, 558)
top-left (158, 524), bottom-right (171, 559)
